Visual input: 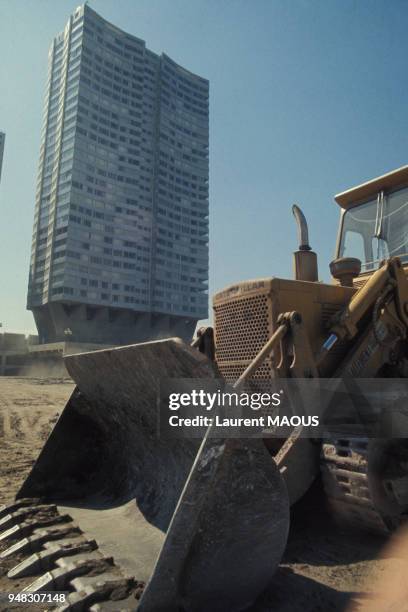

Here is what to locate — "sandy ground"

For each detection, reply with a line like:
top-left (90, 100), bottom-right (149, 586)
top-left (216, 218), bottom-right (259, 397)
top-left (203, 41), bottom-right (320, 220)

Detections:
top-left (0, 377), bottom-right (405, 611)
top-left (0, 378), bottom-right (74, 505)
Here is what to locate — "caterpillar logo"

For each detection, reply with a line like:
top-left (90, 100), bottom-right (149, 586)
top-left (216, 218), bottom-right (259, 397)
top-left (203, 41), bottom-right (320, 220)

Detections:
top-left (214, 280), bottom-right (266, 301)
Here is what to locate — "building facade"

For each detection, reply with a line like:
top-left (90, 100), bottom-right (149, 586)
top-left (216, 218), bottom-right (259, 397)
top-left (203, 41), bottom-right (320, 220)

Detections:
top-left (0, 132), bottom-right (5, 183)
top-left (27, 4), bottom-right (209, 345)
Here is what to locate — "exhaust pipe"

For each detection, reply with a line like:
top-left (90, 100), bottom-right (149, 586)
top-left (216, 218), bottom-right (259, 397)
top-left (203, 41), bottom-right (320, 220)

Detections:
top-left (292, 204), bottom-right (318, 282)
top-left (292, 204), bottom-right (311, 251)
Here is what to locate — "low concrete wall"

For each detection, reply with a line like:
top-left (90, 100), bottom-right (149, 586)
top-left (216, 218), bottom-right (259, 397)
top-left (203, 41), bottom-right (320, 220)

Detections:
top-left (0, 332), bottom-right (38, 351)
top-left (0, 333), bottom-right (39, 376)
top-left (0, 333), bottom-right (111, 377)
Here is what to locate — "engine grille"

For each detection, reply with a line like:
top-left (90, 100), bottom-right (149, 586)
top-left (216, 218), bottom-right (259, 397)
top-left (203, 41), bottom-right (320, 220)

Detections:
top-left (214, 293), bottom-right (272, 383)
top-left (217, 360), bottom-right (274, 384)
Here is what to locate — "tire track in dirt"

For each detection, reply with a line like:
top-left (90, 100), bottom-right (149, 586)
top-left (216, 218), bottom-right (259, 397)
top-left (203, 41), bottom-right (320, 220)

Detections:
top-left (0, 395), bottom-right (12, 438)
top-left (2, 410), bottom-right (12, 437)
top-left (16, 410), bottom-right (44, 439)
top-left (9, 412), bottom-right (23, 438)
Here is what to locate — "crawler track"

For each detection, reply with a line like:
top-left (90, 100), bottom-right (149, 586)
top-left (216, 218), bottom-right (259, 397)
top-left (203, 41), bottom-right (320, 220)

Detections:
top-left (321, 437), bottom-right (408, 535)
top-left (0, 499), bottom-right (144, 611)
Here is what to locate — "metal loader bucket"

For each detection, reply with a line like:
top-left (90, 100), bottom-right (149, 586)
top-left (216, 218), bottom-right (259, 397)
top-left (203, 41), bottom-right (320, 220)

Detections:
top-left (14, 338), bottom-right (289, 611)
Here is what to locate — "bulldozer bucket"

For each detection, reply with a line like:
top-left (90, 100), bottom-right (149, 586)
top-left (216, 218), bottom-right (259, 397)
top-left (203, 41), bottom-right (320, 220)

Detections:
top-left (12, 339), bottom-right (289, 611)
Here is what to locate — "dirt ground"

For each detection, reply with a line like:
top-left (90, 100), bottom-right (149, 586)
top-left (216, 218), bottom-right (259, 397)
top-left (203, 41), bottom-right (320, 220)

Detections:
top-left (0, 377), bottom-right (406, 611)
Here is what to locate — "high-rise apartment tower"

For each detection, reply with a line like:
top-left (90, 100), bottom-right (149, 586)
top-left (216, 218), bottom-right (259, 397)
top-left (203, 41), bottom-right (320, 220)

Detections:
top-left (27, 4), bottom-right (209, 344)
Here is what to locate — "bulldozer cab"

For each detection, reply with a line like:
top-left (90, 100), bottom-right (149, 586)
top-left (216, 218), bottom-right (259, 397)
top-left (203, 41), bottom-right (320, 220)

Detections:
top-left (335, 165), bottom-right (408, 285)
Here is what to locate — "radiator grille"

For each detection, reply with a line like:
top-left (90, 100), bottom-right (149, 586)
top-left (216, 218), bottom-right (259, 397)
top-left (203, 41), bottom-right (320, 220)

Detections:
top-left (218, 361), bottom-right (273, 384)
top-left (214, 294), bottom-right (272, 383)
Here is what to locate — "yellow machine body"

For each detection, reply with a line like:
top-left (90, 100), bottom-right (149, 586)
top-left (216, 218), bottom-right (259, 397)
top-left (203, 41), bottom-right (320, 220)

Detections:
top-left (213, 277), bottom-right (354, 381)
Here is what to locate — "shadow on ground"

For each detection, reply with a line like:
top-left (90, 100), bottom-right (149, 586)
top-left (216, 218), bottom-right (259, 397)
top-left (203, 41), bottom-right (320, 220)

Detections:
top-left (249, 478), bottom-right (387, 611)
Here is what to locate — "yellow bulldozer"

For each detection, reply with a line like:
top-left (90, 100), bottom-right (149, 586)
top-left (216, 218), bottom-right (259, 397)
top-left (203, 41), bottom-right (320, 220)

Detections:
top-left (2, 165), bottom-right (408, 610)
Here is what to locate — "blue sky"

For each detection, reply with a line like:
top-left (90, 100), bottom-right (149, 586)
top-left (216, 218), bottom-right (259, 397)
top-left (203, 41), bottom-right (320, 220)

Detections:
top-left (1, 0), bottom-right (408, 333)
